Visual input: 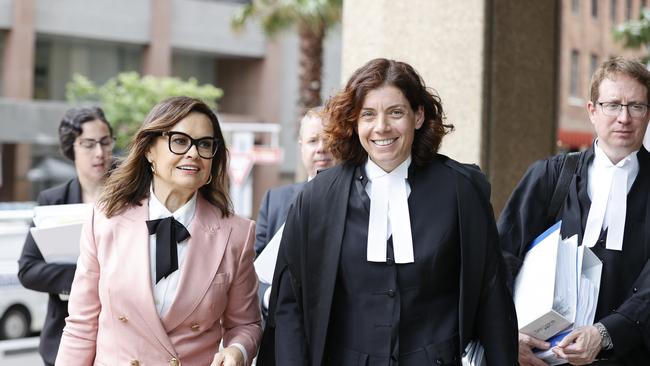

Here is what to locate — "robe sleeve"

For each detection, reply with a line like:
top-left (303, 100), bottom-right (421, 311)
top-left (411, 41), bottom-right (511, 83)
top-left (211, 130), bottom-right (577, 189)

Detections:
top-left (599, 258), bottom-right (650, 357)
top-left (497, 156), bottom-right (563, 286)
top-left (456, 168), bottom-right (518, 365)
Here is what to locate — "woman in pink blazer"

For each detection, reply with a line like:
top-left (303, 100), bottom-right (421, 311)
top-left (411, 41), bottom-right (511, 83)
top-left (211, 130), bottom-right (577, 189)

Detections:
top-left (56, 97), bottom-right (262, 366)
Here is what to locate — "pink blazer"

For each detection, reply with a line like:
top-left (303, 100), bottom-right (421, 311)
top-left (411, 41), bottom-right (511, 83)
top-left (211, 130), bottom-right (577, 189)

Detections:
top-left (56, 196), bottom-right (262, 366)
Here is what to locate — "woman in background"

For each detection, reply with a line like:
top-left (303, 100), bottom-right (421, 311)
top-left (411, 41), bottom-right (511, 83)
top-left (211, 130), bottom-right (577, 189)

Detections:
top-left (56, 96), bottom-right (261, 366)
top-left (18, 107), bottom-right (114, 366)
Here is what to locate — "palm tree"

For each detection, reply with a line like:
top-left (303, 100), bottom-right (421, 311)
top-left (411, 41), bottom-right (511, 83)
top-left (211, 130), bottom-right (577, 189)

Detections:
top-left (232, 0), bottom-right (342, 118)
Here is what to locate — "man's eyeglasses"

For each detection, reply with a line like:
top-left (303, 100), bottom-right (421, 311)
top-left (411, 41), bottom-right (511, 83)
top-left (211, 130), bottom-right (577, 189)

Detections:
top-left (77, 136), bottom-right (115, 151)
top-left (155, 131), bottom-right (218, 159)
top-left (597, 102), bottom-right (649, 118)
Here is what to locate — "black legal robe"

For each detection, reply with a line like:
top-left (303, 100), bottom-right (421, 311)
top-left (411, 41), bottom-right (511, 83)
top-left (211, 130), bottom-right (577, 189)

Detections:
top-left (499, 146), bottom-right (650, 365)
top-left (258, 156), bottom-right (518, 366)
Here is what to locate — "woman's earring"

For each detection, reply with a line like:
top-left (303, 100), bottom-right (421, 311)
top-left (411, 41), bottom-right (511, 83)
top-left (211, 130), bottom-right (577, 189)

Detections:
top-left (205, 175), bottom-right (212, 185)
top-left (150, 162), bottom-right (156, 174)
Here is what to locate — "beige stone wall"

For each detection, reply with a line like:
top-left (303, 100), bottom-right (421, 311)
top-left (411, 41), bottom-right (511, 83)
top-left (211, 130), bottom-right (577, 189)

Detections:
top-left (341, 0), bottom-right (560, 213)
top-left (342, 0), bottom-right (486, 165)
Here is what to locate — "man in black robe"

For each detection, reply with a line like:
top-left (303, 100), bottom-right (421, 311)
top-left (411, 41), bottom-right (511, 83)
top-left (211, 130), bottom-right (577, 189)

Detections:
top-left (499, 57), bottom-right (650, 365)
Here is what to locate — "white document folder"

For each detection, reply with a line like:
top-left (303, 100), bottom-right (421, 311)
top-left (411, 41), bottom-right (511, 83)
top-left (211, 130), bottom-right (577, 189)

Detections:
top-left (29, 203), bottom-right (92, 264)
top-left (514, 221), bottom-right (603, 342)
top-left (254, 223), bottom-right (285, 285)
top-left (514, 222), bottom-right (576, 341)
top-left (533, 244), bottom-right (603, 365)
top-left (30, 223), bottom-right (82, 264)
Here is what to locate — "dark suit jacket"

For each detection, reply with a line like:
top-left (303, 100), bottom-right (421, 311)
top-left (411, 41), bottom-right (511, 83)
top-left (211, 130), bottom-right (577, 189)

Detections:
top-left (258, 157), bottom-right (518, 366)
top-left (499, 146), bottom-right (650, 364)
top-left (254, 182), bottom-right (304, 257)
top-left (18, 178), bottom-right (80, 365)
top-left (254, 183), bottom-right (304, 321)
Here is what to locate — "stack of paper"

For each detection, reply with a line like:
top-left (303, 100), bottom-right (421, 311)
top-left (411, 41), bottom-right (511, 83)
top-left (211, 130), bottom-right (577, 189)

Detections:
top-left (513, 221), bottom-right (603, 345)
top-left (462, 341), bottom-right (486, 366)
top-left (30, 203), bottom-right (91, 264)
top-left (254, 223), bottom-right (285, 285)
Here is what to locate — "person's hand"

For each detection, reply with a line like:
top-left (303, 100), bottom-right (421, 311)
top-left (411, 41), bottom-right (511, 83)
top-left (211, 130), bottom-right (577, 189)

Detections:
top-left (210, 346), bottom-right (244, 366)
top-left (552, 325), bottom-right (601, 365)
top-left (519, 332), bottom-right (551, 366)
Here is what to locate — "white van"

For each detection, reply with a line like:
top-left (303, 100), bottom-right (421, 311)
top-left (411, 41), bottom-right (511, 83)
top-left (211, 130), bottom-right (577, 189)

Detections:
top-left (0, 207), bottom-right (47, 340)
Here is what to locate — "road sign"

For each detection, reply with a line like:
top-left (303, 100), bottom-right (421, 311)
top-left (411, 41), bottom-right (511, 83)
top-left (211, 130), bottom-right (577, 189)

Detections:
top-left (252, 146), bottom-right (282, 164)
top-left (228, 152), bottom-right (254, 187)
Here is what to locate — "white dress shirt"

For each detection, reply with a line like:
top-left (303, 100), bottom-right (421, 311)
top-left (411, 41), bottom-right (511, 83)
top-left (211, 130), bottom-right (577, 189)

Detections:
top-left (148, 187), bottom-right (248, 363)
top-left (148, 187), bottom-right (196, 316)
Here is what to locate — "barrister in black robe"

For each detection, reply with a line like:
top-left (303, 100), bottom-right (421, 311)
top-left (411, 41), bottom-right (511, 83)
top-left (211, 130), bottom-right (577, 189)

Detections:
top-left (257, 58), bottom-right (517, 366)
top-left (499, 57), bottom-right (650, 366)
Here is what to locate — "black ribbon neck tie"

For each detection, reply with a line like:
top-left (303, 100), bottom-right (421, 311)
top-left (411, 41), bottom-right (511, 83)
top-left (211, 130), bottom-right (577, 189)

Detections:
top-left (146, 216), bottom-right (191, 283)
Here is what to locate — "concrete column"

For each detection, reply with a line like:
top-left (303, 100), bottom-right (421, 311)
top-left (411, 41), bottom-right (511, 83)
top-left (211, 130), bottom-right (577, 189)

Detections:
top-left (341, 0), bottom-right (560, 213)
top-left (142, 0), bottom-right (171, 76)
top-left (2, 0), bottom-right (35, 98)
top-left (1, 0), bottom-right (36, 201)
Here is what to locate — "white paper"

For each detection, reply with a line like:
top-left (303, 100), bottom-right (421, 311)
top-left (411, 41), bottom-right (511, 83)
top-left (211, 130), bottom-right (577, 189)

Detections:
top-left (29, 203), bottom-right (91, 264)
top-left (30, 223), bottom-right (82, 264)
top-left (254, 223), bottom-right (284, 285)
top-left (33, 203), bottom-right (91, 227)
top-left (514, 222), bottom-right (574, 340)
top-left (462, 341), bottom-right (486, 366)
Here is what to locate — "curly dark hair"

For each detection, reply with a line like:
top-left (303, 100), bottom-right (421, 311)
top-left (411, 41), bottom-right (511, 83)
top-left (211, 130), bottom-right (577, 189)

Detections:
top-left (324, 58), bottom-right (454, 167)
top-left (99, 96), bottom-right (232, 218)
top-left (58, 107), bottom-right (112, 161)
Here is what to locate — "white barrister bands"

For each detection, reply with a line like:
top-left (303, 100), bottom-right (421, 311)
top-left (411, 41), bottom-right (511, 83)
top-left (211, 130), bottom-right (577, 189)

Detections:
top-left (583, 143), bottom-right (637, 251)
top-left (365, 157), bottom-right (414, 264)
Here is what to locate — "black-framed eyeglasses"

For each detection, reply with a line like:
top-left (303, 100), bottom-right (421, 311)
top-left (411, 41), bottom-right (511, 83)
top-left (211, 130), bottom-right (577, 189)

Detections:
top-left (77, 136), bottom-right (115, 151)
top-left (154, 131), bottom-right (218, 159)
top-left (597, 102), bottom-right (650, 118)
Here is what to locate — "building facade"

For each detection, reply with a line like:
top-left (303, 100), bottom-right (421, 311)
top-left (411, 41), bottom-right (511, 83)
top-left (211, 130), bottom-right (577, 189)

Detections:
top-left (558, 0), bottom-right (647, 150)
top-left (0, 0), bottom-right (342, 218)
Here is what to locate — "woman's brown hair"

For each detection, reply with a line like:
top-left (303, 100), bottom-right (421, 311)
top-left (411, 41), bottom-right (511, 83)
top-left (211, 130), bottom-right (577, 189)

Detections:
top-left (99, 96), bottom-right (232, 218)
top-left (325, 58), bottom-right (454, 167)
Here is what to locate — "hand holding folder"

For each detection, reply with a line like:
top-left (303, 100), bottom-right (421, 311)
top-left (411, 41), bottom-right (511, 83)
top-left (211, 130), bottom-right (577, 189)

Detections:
top-left (513, 221), bottom-right (603, 346)
top-left (29, 203), bottom-right (91, 264)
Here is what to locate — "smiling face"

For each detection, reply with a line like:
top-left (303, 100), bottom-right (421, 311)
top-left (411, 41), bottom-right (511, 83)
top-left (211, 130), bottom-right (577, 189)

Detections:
top-left (299, 114), bottom-right (335, 179)
top-left (357, 85), bottom-right (424, 172)
top-left (146, 112), bottom-right (214, 204)
top-left (587, 72), bottom-right (650, 163)
top-left (72, 119), bottom-right (113, 186)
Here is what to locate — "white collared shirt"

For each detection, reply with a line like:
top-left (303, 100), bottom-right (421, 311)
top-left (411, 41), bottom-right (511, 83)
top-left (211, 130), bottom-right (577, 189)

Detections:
top-left (148, 186), bottom-right (197, 317)
top-left (364, 157), bottom-right (414, 263)
top-left (147, 187), bottom-right (248, 363)
top-left (587, 139), bottom-right (639, 201)
top-left (587, 142), bottom-right (639, 213)
top-left (363, 158), bottom-right (412, 208)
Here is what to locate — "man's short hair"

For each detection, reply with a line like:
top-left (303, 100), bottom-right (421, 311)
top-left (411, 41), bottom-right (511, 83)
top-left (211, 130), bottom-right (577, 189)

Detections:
top-left (590, 57), bottom-right (650, 104)
top-left (299, 106), bottom-right (325, 139)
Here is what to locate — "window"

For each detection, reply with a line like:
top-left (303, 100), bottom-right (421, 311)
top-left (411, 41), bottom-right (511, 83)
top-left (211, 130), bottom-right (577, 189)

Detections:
top-left (34, 37), bottom-right (142, 100)
top-left (570, 50), bottom-right (580, 97)
top-left (593, 0), bottom-right (599, 17)
top-left (591, 54), bottom-right (599, 77)
top-left (626, 0), bottom-right (633, 20)
top-left (611, 0), bottom-right (618, 23)
top-left (572, 0), bottom-right (580, 14)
